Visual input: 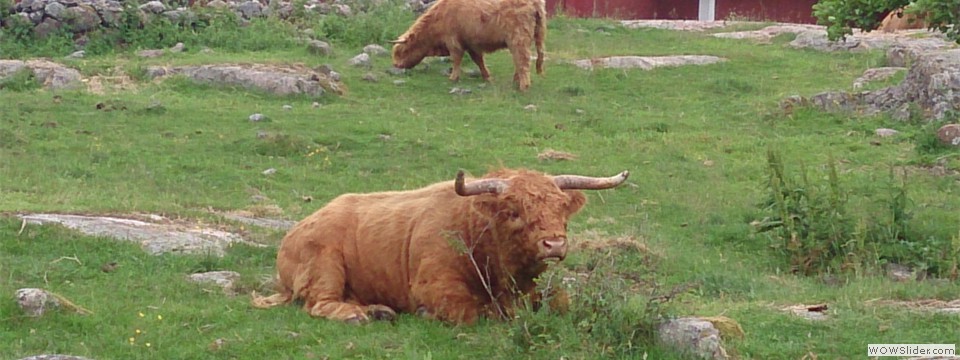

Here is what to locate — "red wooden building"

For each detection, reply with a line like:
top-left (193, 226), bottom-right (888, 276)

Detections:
top-left (546, 0), bottom-right (820, 24)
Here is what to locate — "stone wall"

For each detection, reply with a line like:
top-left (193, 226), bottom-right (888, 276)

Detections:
top-left (1, 0), bottom-right (429, 38)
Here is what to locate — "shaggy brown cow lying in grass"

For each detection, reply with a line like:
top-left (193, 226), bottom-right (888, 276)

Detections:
top-left (390, 0), bottom-right (547, 91)
top-left (879, 6), bottom-right (929, 32)
top-left (252, 168), bottom-right (629, 324)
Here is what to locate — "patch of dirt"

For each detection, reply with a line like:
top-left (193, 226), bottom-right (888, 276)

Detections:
top-left (19, 213), bottom-right (266, 256)
top-left (85, 74), bottom-right (138, 95)
top-left (573, 230), bottom-right (650, 254)
top-left (867, 299), bottom-right (960, 314)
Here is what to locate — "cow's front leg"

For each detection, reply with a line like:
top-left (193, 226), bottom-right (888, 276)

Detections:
top-left (448, 45), bottom-right (465, 82)
top-left (467, 50), bottom-right (492, 82)
top-left (292, 248), bottom-right (369, 324)
top-left (411, 264), bottom-right (484, 324)
top-left (508, 42), bottom-right (532, 91)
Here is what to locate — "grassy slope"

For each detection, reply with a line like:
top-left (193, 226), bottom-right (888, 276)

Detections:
top-left (1, 16), bottom-right (959, 359)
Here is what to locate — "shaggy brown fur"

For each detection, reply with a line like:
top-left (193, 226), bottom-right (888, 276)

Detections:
top-left (252, 169), bottom-right (620, 325)
top-left (880, 6), bottom-right (928, 32)
top-left (390, 0), bottom-right (547, 91)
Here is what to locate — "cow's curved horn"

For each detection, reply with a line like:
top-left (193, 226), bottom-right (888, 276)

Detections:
top-left (455, 170), bottom-right (508, 196)
top-left (553, 170), bottom-right (630, 190)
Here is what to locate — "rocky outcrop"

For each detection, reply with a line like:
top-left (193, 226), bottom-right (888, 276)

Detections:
top-left (572, 55), bottom-right (726, 70)
top-left (0, 60), bottom-right (82, 90)
top-left (145, 63), bottom-right (344, 97)
top-left (19, 214), bottom-right (266, 256)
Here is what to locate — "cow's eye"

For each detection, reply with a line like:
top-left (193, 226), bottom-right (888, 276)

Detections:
top-left (509, 211), bottom-right (520, 219)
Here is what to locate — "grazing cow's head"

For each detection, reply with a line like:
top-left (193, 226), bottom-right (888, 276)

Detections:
top-left (455, 169), bottom-right (629, 264)
top-left (391, 36), bottom-right (449, 69)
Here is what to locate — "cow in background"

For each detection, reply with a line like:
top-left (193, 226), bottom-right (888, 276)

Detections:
top-left (252, 168), bottom-right (629, 324)
top-left (390, 0), bottom-right (547, 91)
top-left (880, 6), bottom-right (929, 32)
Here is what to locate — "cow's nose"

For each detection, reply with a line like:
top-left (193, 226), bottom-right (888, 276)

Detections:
top-left (540, 238), bottom-right (567, 260)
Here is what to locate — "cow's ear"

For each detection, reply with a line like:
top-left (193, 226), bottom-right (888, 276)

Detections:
top-left (564, 191), bottom-right (587, 215)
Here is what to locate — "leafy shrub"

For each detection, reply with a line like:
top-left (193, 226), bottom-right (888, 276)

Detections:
top-left (755, 150), bottom-right (851, 275)
top-left (756, 150), bottom-right (960, 277)
top-left (814, 0), bottom-right (960, 42)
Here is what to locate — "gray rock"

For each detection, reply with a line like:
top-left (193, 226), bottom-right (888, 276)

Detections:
top-left (0, 59), bottom-right (83, 90)
top-left (393, 79), bottom-right (405, 86)
top-left (137, 49), bottom-right (165, 58)
top-left (44, 2), bottom-right (67, 19)
top-left (332, 3), bottom-right (351, 16)
top-left (63, 5), bottom-right (102, 32)
top-left (853, 67), bottom-right (905, 89)
top-left (249, 113), bottom-right (265, 122)
top-left (886, 263), bottom-right (915, 282)
top-left (262, 168), bottom-right (277, 175)
top-left (33, 18), bottom-right (62, 38)
top-left (18, 355), bottom-right (94, 360)
top-left (937, 124), bottom-right (960, 147)
top-left (387, 67), bottom-right (405, 76)
top-left (810, 91), bottom-right (861, 113)
top-left (15, 288), bottom-right (60, 317)
top-left (363, 44), bottom-right (388, 57)
top-left (348, 53), bottom-right (371, 67)
top-left (658, 317), bottom-right (728, 360)
top-left (19, 214), bottom-right (264, 257)
top-left (572, 55), bottom-right (726, 70)
top-left (222, 213), bottom-right (296, 230)
top-left (66, 50), bottom-right (85, 59)
top-left (362, 72), bottom-right (379, 82)
top-left (875, 128), bottom-right (899, 137)
top-left (237, 0), bottom-right (262, 18)
top-left (146, 64), bottom-right (343, 97)
top-left (307, 40), bottom-right (332, 56)
top-left (186, 271), bottom-right (242, 295)
top-left (139, 1), bottom-right (166, 14)
top-left (169, 42), bottom-right (185, 53)
top-left (282, 104), bottom-right (293, 111)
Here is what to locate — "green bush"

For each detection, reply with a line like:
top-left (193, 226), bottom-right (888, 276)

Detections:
top-left (814, 0), bottom-right (960, 42)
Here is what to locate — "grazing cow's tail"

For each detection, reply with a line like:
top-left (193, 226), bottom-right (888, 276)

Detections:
top-left (251, 290), bottom-right (292, 308)
top-left (534, 0), bottom-right (546, 75)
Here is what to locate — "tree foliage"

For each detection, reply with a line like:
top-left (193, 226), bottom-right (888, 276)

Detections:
top-left (814, 0), bottom-right (960, 42)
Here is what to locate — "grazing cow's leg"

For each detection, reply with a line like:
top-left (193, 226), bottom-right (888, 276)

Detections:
top-left (508, 41), bottom-right (532, 91)
top-left (293, 249), bottom-right (369, 323)
top-left (467, 50), bottom-right (492, 82)
top-left (448, 44), bottom-right (465, 82)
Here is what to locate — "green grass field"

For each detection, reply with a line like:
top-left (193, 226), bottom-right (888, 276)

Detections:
top-left (1, 8), bottom-right (959, 359)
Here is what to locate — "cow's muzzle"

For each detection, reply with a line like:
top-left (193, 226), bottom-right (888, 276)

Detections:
top-left (539, 237), bottom-right (567, 261)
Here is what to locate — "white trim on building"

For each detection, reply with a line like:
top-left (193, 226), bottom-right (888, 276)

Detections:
top-left (698, 0), bottom-right (716, 21)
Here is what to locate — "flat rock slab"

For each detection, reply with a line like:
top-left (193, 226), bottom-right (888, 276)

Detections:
top-left (19, 356), bottom-right (95, 360)
top-left (186, 271), bottom-right (241, 295)
top-left (146, 63), bottom-right (344, 97)
top-left (572, 55), bottom-right (726, 71)
top-left (620, 20), bottom-right (737, 32)
top-left (221, 213), bottom-right (296, 231)
top-left (658, 317), bottom-right (728, 360)
top-left (710, 24), bottom-right (955, 53)
top-left (20, 214), bottom-right (265, 256)
top-left (0, 59), bottom-right (83, 90)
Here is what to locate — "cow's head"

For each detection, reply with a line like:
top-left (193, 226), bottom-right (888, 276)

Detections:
top-left (455, 169), bottom-right (629, 264)
top-left (390, 36), bottom-right (450, 69)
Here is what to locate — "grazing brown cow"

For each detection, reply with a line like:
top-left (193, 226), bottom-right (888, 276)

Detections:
top-left (390, 0), bottom-right (547, 91)
top-left (252, 168), bottom-right (628, 325)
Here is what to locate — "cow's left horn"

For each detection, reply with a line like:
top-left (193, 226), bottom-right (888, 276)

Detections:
top-left (553, 170), bottom-right (630, 190)
top-left (455, 170), bottom-right (508, 196)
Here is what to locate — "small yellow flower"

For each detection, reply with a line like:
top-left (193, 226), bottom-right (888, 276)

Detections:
top-left (138, 312), bottom-right (145, 318)
top-left (129, 337), bottom-right (135, 343)
top-left (157, 315), bottom-right (163, 320)
top-left (146, 343), bottom-right (151, 347)
top-left (135, 329), bottom-right (141, 335)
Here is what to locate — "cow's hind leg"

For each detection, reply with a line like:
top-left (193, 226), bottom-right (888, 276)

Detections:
top-left (467, 50), bottom-right (492, 82)
top-left (508, 42), bottom-right (532, 91)
top-left (292, 249), bottom-right (369, 323)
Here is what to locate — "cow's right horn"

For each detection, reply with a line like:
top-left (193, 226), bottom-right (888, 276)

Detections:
top-left (455, 170), bottom-right (508, 196)
top-left (553, 170), bottom-right (630, 190)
